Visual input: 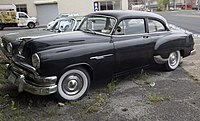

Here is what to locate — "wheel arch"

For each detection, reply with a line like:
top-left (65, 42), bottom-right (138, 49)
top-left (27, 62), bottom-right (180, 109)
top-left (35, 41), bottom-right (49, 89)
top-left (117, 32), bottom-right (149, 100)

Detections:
top-left (27, 21), bottom-right (35, 25)
top-left (61, 63), bottom-right (94, 83)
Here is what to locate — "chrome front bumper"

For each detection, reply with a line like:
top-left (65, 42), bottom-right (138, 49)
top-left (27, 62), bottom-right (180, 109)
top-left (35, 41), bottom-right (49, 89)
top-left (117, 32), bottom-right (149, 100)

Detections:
top-left (6, 63), bottom-right (58, 95)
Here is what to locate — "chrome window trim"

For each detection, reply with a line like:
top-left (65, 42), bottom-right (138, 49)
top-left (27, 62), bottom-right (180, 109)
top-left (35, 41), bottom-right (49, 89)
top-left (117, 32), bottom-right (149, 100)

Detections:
top-left (77, 14), bottom-right (117, 36)
top-left (112, 33), bottom-right (148, 37)
top-left (113, 18), bottom-right (147, 36)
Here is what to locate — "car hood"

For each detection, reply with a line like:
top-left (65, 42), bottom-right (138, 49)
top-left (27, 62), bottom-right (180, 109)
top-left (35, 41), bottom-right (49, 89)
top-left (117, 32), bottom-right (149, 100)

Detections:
top-left (1, 29), bottom-right (54, 43)
top-left (23, 31), bottom-right (110, 54)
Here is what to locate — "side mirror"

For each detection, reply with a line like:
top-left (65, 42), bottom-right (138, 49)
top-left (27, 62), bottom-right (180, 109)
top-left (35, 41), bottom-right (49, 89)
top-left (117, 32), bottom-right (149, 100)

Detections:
top-left (116, 26), bottom-right (121, 32)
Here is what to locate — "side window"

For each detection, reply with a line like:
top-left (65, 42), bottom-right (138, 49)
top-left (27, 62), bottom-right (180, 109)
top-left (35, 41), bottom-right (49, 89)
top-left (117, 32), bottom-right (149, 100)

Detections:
top-left (148, 19), bottom-right (166, 32)
top-left (114, 18), bottom-right (145, 35)
top-left (19, 13), bottom-right (28, 18)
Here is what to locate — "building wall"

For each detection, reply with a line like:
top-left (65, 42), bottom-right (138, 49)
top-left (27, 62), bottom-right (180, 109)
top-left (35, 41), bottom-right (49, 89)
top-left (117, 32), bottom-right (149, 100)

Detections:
top-left (1, 0), bottom-right (129, 24)
top-left (57, 0), bottom-right (128, 16)
top-left (57, 0), bottom-right (93, 16)
top-left (1, 0), bottom-right (129, 16)
top-left (0, 0), bottom-right (37, 17)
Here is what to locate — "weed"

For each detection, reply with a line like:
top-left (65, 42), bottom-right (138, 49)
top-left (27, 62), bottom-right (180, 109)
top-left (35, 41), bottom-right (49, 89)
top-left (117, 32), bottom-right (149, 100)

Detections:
top-left (185, 71), bottom-right (200, 86)
top-left (147, 93), bottom-right (171, 104)
top-left (107, 79), bottom-right (116, 93)
top-left (47, 105), bottom-right (59, 116)
top-left (83, 93), bottom-right (106, 114)
top-left (133, 69), bottom-right (149, 80)
top-left (65, 101), bottom-right (81, 106)
top-left (126, 69), bottom-right (149, 82)
top-left (145, 79), bottom-right (151, 85)
top-left (0, 64), bottom-right (6, 84)
top-left (11, 100), bottom-right (17, 111)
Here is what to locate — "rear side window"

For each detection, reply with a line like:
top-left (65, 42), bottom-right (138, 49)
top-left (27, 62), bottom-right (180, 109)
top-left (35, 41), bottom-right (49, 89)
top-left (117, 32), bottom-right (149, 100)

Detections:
top-left (148, 19), bottom-right (166, 32)
top-left (114, 18), bottom-right (145, 35)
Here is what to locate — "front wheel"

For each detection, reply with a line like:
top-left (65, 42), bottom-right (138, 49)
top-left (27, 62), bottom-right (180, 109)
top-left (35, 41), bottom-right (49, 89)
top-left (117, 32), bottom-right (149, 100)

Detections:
top-left (28, 22), bottom-right (35, 29)
top-left (165, 50), bottom-right (181, 71)
top-left (55, 68), bottom-right (90, 101)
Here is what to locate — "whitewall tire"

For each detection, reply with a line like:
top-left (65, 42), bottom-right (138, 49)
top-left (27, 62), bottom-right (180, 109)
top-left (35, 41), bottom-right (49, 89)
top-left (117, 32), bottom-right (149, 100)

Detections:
top-left (165, 50), bottom-right (181, 71)
top-left (55, 68), bottom-right (90, 101)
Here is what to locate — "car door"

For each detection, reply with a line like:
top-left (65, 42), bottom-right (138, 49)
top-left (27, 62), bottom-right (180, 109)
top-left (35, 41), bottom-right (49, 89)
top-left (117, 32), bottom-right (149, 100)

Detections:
top-left (17, 12), bottom-right (28, 27)
top-left (147, 18), bottom-right (170, 43)
top-left (112, 18), bottom-right (154, 73)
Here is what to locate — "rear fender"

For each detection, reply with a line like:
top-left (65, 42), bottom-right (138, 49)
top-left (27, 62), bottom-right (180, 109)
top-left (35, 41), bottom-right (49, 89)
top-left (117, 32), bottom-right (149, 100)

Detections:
top-left (154, 33), bottom-right (186, 58)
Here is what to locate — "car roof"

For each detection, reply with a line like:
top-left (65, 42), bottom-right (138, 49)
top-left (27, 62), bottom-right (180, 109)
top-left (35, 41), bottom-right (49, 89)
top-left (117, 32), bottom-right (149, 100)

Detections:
top-left (88, 10), bottom-right (167, 23)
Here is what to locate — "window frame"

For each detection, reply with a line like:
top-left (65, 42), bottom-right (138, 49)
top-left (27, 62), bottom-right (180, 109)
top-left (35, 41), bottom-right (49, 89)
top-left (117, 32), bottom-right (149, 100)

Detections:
top-left (113, 17), bottom-right (147, 36)
top-left (78, 15), bottom-right (117, 36)
top-left (19, 13), bottom-right (28, 18)
top-left (147, 18), bottom-right (169, 33)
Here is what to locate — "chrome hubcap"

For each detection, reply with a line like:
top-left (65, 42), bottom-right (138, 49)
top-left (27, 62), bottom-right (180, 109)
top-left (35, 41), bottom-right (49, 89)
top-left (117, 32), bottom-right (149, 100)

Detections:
top-left (169, 52), bottom-right (178, 66)
top-left (62, 74), bottom-right (83, 96)
top-left (68, 79), bottom-right (78, 91)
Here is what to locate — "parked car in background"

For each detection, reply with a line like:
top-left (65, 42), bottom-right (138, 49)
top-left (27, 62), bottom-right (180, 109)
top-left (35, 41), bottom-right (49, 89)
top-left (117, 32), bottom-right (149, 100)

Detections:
top-left (1, 10), bottom-right (195, 101)
top-left (47, 16), bottom-right (82, 32)
top-left (181, 4), bottom-right (192, 9)
top-left (47, 13), bottom-right (79, 30)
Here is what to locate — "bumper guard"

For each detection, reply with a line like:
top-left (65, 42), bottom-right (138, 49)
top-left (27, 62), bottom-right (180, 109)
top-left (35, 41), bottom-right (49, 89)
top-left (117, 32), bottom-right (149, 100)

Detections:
top-left (7, 63), bottom-right (58, 95)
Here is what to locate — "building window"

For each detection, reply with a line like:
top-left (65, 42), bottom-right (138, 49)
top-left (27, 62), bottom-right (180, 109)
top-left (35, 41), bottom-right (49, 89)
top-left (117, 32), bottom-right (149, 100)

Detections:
top-left (16, 4), bottom-right (27, 13)
top-left (128, 0), bottom-right (145, 10)
top-left (98, 0), bottom-right (122, 11)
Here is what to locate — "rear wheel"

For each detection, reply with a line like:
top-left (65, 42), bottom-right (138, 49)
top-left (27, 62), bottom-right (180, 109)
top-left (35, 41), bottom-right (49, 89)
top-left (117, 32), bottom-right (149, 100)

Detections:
top-left (28, 22), bottom-right (35, 29)
top-left (165, 50), bottom-right (181, 71)
top-left (55, 67), bottom-right (90, 101)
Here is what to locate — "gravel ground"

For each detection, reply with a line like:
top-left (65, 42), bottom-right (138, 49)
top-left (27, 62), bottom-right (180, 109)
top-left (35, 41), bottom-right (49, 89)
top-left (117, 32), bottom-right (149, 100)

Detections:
top-left (0, 65), bottom-right (200, 121)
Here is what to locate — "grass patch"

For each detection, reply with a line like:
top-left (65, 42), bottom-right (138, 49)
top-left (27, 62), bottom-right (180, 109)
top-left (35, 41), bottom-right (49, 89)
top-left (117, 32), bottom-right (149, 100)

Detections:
top-left (82, 93), bottom-right (106, 114)
top-left (11, 100), bottom-right (17, 111)
top-left (65, 101), bottom-right (81, 106)
top-left (0, 64), bottom-right (6, 84)
top-left (126, 69), bottom-right (149, 81)
top-left (47, 105), bottom-right (59, 116)
top-left (147, 93), bottom-right (172, 104)
top-left (145, 79), bottom-right (151, 85)
top-left (107, 79), bottom-right (116, 94)
top-left (184, 70), bottom-right (200, 86)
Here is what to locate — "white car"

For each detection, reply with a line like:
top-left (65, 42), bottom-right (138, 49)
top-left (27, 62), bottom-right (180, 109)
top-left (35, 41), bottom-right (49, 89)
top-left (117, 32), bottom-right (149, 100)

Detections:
top-left (47, 13), bottom-right (79, 30)
top-left (47, 16), bottom-right (82, 32)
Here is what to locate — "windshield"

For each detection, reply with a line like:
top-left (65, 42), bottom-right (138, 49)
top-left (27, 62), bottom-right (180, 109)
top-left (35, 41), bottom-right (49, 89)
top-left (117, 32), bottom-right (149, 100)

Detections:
top-left (78, 16), bottom-right (116, 34)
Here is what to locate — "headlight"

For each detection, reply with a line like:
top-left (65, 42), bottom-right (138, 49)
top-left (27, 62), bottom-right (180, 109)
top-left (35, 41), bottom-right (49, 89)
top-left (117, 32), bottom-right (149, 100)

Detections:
top-left (32, 53), bottom-right (40, 69)
top-left (7, 42), bottom-right (12, 53)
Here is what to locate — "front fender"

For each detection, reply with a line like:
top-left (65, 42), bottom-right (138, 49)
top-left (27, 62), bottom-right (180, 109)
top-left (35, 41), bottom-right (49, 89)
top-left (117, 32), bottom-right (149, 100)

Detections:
top-left (37, 42), bottom-right (115, 82)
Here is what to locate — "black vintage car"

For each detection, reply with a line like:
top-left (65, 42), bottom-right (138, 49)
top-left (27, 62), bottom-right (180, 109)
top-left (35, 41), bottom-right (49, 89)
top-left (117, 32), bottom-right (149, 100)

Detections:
top-left (1, 10), bottom-right (195, 101)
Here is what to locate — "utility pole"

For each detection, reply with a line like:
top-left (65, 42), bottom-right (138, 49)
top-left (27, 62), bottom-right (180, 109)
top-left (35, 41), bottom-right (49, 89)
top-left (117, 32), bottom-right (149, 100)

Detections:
top-left (198, 0), bottom-right (200, 11)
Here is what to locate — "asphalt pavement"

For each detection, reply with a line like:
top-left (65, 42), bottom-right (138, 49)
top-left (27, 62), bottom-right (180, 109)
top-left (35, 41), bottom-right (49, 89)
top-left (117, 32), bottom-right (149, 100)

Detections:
top-left (157, 10), bottom-right (200, 34)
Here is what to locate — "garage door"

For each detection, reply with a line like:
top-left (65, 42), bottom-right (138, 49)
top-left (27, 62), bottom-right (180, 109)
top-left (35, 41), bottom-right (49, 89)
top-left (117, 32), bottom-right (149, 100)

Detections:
top-left (36, 4), bottom-right (58, 26)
